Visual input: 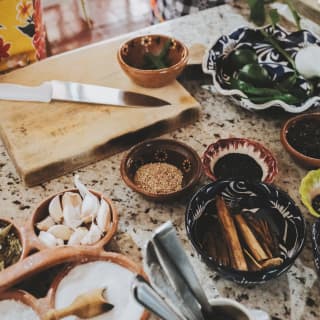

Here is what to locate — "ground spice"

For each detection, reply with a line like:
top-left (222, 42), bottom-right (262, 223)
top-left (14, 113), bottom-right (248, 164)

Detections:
top-left (286, 118), bottom-right (320, 158)
top-left (312, 195), bottom-right (320, 214)
top-left (133, 162), bottom-right (183, 194)
top-left (0, 223), bottom-right (22, 271)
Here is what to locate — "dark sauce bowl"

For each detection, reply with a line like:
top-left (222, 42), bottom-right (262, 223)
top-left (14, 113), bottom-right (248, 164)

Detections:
top-left (185, 180), bottom-right (305, 284)
top-left (202, 138), bottom-right (278, 183)
top-left (312, 219), bottom-right (320, 275)
top-left (280, 113), bottom-right (320, 169)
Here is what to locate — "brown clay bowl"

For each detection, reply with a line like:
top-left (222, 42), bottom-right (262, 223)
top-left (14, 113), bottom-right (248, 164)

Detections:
top-left (25, 188), bottom-right (118, 254)
top-left (202, 137), bottom-right (278, 183)
top-left (0, 218), bottom-right (25, 266)
top-left (0, 289), bottom-right (42, 318)
top-left (117, 34), bottom-right (189, 88)
top-left (120, 138), bottom-right (202, 201)
top-left (48, 251), bottom-right (149, 320)
top-left (280, 113), bottom-right (320, 169)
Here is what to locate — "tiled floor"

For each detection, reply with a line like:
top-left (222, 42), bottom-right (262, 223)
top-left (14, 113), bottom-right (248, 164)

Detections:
top-left (43, 0), bottom-right (151, 55)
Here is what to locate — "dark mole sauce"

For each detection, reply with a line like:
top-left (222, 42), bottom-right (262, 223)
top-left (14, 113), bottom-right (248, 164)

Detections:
top-left (286, 118), bottom-right (320, 159)
top-left (213, 153), bottom-right (263, 181)
top-left (312, 194), bottom-right (320, 214)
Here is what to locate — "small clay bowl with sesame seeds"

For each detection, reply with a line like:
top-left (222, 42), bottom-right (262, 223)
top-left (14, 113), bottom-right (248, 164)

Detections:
top-left (120, 138), bottom-right (202, 201)
top-left (117, 34), bottom-right (189, 88)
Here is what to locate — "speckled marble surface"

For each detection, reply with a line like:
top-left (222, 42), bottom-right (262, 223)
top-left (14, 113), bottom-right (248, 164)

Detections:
top-left (0, 4), bottom-right (320, 320)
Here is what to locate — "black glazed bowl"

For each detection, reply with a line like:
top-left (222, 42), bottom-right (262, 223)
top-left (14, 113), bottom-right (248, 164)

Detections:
top-left (311, 220), bottom-right (320, 275)
top-left (185, 180), bottom-right (306, 284)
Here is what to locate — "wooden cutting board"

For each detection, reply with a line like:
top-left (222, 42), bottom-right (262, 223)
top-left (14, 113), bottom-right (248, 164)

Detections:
top-left (0, 37), bottom-right (201, 186)
top-left (293, 0), bottom-right (320, 25)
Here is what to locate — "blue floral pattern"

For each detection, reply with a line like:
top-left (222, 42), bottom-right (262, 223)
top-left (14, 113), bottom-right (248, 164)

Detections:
top-left (185, 180), bottom-right (306, 284)
top-left (203, 25), bottom-right (320, 113)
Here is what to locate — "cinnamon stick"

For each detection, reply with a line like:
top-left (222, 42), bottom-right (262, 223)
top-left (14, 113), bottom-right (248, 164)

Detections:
top-left (234, 214), bottom-right (268, 262)
top-left (216, 196), bottom-right (247, 271)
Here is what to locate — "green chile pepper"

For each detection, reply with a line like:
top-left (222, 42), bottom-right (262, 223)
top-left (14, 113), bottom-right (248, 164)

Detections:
top-left (230, 79), bottom-right (301, 104)
top-left (230, 48), bottom-right (258, 69)
top-left (250, 94), bottom-right (301, 105)
top-left (231, 79), bottom-right (282, 96)
top-left (238, 63), bottom-right (272, 87)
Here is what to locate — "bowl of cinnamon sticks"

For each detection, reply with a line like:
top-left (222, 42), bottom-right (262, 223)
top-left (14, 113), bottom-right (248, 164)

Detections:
top-left (185, 180), bottom-right (305, 284)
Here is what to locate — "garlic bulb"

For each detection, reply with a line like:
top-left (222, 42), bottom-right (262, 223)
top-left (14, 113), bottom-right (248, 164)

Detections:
top-left (295, 45), bottom-right (320, 79)
top-left (38, 231), bottom-right (63, 247)
top-left (48, 195), bottom-right (63, 223)
top-left (96, 198), bottom-right (111, 232)
top-left (80, 223), bottom-right (102, 245)
top-left (75, 174), bottom-right (99, 221)
top-left (68, 227), bottom-right (89, 246)
top-left (62, 192), bottom-right (82, 229)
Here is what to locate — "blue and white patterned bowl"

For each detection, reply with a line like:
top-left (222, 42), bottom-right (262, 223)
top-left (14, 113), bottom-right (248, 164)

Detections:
top-left (185, 180), bottom-right (305, 284)
top-left (311, 220), bottom-right (320, 275)
top-left (203, 25), bottom-right (320, 113)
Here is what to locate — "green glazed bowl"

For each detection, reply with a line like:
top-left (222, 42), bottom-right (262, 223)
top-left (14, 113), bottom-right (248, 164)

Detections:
top-left (299, 169), bottom-right (320, 217)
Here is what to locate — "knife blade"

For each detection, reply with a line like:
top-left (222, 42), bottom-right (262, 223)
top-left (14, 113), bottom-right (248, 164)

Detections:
top-left (0, 80), bottom-right (170, 107)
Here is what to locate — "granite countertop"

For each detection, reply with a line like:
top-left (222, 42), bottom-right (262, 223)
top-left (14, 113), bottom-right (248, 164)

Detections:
top-left (0, 4), bottom-right (320, 320)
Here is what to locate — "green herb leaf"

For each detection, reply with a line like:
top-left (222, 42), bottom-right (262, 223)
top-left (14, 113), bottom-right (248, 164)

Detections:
top-left (285, 0), bottom-right (302, 30)
top-left (269, 9), bottom-right (280, 29)
top-left (247, 0), bottom-right (266, 26)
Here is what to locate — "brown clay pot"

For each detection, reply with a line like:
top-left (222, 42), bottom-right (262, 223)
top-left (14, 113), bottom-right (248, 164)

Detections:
top-left (117, 34), bottom-right (189, 88)
top-left (0, 289), bottom-right (42, 318)
top-left (120, 138), bottom-right (202, 201)
top-left (280, 113), bottom-right (320, 169)
top-left (48, 251), bottom-right (149, 320)
top-left (26, 188), bottom-right (119, 254)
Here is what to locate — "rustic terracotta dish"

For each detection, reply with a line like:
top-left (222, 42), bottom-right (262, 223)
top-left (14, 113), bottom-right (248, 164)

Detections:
top-left (0, 289), bottom-right (42, 318)
top-left (0, 249), bottom-right (149, 319)
top-left (48, 252), bottom-right (149, 320)
top-left (280, 113), bottom-right (320, 168)
top-left (120, 138), bottom-right (202, 201)
top-left (117, 34), bottom-right (189, 88)
top-left (185, 180), bottom-right (305, 284)
top-left (202, 137), bottom-right (278, 183)
top-left (28, 188), bottom-right (118, 253)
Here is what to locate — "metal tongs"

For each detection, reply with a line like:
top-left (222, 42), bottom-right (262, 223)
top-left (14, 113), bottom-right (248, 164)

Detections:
top-left (143, 221), bottom-right (212, 320)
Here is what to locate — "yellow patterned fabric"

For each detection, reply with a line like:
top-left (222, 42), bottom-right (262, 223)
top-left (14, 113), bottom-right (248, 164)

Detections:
top-left (0, 0), bottom-right (46, 72)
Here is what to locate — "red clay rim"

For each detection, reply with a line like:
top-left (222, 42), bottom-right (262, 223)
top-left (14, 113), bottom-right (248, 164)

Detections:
top-left (117, 34), bottom-right (189, 73)
top-left (280, 113), bottom-right (320, 165)
top-left (202, 137), bottom-right (278, 183)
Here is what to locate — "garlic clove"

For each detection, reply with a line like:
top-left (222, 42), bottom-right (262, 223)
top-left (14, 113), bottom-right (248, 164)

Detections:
top-left (47, 224), bottom-right (73, 241)
top-left (81, 193), bottom-right (99, 222)
top-left (36, 216), bottom-right (55, 232)
top-left (38, 231), bottom-right (59, 248)
top-left (74, 174), bottom-right (89, 199)
top-left (80, 223), bottom-right (102, 245)
top-left (295, 45), bottom-right (320, 79)
top-left (62, 192), bottom-right (82, 230)
top-left (96, 198), bottom-right (111, 232)
top-left (68, 227), bottom-right (89, 246)
top-left (48, 195), bottom-right (63, 223)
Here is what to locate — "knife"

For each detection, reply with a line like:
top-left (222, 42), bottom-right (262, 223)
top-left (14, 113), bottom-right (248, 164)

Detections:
top-left (0, 80), bottom-right (170, 107)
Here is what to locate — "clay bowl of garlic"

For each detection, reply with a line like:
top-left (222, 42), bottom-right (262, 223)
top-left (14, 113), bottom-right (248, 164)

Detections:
top-left (0, 176), bottom-right (150, 320)
top-left (23, 175), bottom-right (118, 254)
top-left (0, 175), bottom-right (118, 289)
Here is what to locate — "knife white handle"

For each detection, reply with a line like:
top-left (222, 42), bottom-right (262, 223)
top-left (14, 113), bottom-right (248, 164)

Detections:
top-left (0, 82), bottom-right (52, 102)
